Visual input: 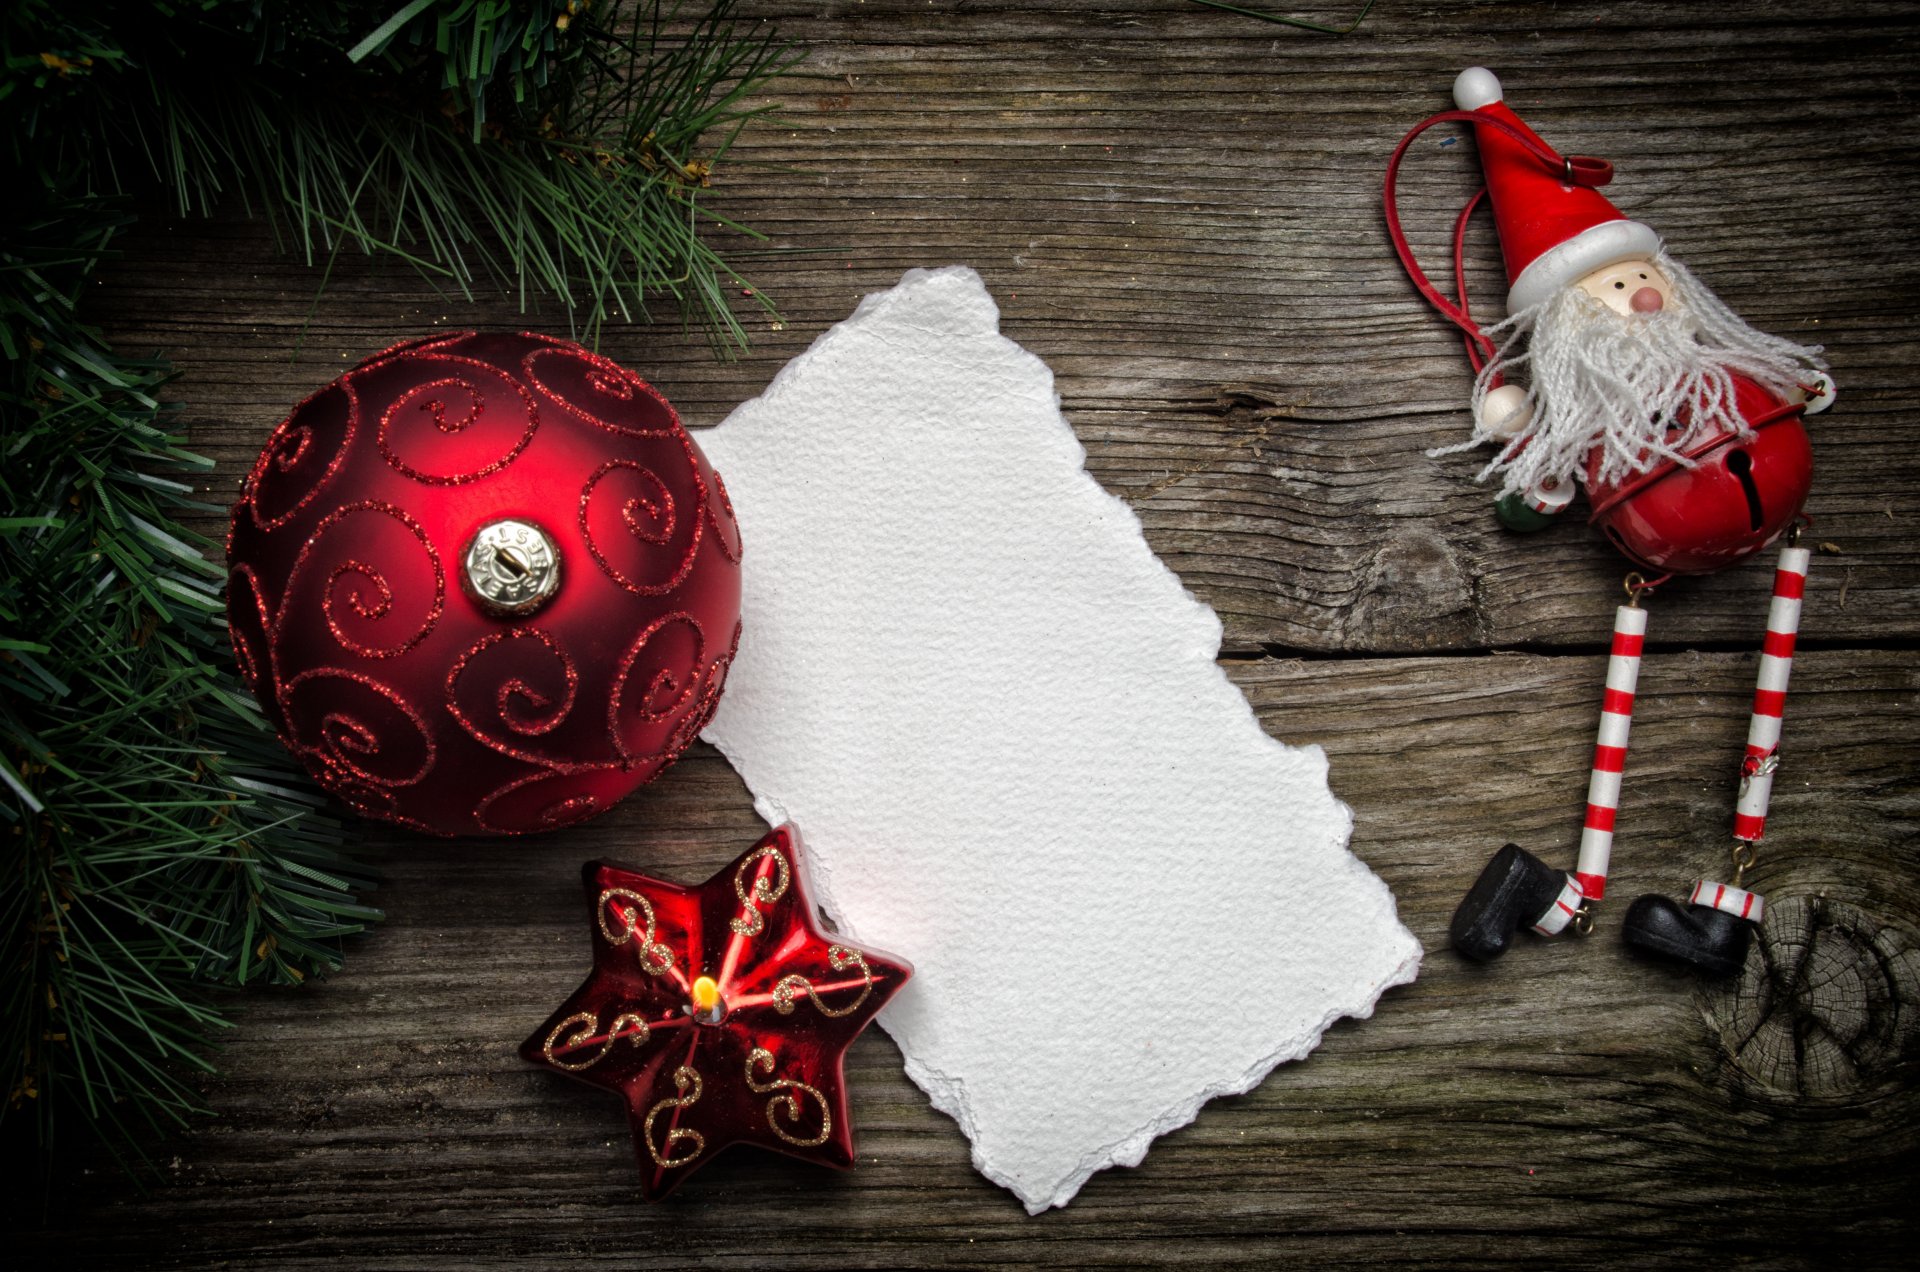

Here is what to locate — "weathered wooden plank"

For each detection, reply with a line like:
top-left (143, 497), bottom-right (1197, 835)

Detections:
top-left (702, 1), bottom-right (1920, 655)
top-left (16, 1), bottom-right (1918, 1265)
top-left (11, 649), bottom-right (1915, 1266)
top-left (86, 1), bottom-right (1920, 656)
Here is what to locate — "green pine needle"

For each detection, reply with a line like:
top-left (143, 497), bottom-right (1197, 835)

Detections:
top-left (2, 0), bottom-right (800, 1164)
top-left (14, 0), bottom-right (799, 348)
top-left (1, 195), bottom-right (382, 1159)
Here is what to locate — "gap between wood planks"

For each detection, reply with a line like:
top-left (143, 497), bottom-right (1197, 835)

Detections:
top-left (1216, 633), bottom-right (1920, 663)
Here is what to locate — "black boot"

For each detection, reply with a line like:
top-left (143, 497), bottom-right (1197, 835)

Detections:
top-left (1620, 893), bottom-right (1754, 976)
top-left (1450, 843), bottom-right (1569, 962)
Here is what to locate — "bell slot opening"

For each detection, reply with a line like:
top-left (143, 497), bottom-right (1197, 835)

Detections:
top-left (1725, 448), bottom-right (1765, 532)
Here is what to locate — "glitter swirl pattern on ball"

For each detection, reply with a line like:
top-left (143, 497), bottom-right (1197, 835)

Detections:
top-left (226, 332), bottom-right (743, 837)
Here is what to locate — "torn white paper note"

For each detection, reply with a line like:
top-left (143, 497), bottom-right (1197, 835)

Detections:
top-left (699, 266), bottom-right (1421, 1213)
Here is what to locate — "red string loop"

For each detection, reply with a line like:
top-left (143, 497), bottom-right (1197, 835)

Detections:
top-left (1566, 154), bottom-right (1614, 187)
top-left (1382, 108), bottom-right (1600, 377)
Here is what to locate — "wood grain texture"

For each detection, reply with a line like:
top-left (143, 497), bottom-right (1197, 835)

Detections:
top-left (12, 1), bottom-right (1918, 1266)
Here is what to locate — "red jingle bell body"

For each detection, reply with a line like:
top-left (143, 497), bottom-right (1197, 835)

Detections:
top-left (226, 331), bottom-right (742, 836)
top-left (1586, 374), bottom-right (1814, 575)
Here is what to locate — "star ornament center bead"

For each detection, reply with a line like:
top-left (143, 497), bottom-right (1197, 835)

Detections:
top-left (521, 824), bottom-right (911, 1199)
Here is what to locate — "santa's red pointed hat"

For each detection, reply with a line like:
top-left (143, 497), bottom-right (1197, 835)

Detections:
top-left (1453, 68), bottom-right (1660, 314)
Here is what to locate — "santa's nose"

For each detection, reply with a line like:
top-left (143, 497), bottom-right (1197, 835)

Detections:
top-left (1630, 286), bottom-right (1664, 313)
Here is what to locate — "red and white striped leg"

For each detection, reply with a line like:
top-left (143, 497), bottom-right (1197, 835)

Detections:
top-left (1733, 544), bottom-right (1810, 847)
top-left (1568, 603), bottom-right (1647, 906)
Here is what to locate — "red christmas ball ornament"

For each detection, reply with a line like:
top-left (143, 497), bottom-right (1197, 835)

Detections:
top-left (226, 331), bottom-right (742, 837)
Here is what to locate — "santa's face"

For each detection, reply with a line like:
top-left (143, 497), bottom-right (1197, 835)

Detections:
top-left (1574, 258), bottom-right (1673, 317)
top-left (1519, 255), bottom-right (1776, 489)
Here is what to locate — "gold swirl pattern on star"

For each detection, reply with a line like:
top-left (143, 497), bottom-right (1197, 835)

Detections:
top-left (642, 1065), bottom-right (706, 1168)
top-left (728, 844), bottom-right (791, 937)
top-left (772, 945), bottom-right (873, 1019)
top-left (540, 1009), bottom-right (651, 1072)
top-left (745, 1048), bottom-right (831, 1147)
top-left (596, 887), bottom-right (676, 974)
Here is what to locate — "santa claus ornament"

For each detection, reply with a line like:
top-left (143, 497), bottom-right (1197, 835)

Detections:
top-left (226, 331), bottom-right (743, 837)
top-left (1383, 69), bottom-right (1836, 975)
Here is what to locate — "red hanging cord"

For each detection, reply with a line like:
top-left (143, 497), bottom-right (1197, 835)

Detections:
top-left (1382, 109), bottom-right (1614, 376)
top-left (1451, 186), bottom-right (1490, 374)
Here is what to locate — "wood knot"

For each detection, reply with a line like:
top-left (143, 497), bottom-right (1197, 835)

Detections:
top-left (1709, 895), bottom-right (1920, 1099)
top-left (1342, 530), bottom-right (1479, 651)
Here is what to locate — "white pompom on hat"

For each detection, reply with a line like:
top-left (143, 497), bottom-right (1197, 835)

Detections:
top-left (1453, 67), bottom-right (1505, 111)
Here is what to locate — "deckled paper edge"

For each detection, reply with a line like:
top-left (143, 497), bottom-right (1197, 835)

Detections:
top-left (702, 265), bottom-right (1423, 1213)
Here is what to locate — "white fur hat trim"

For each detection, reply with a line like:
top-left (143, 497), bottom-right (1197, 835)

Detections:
top-left (1506, 218), bottom-right (1662, 314)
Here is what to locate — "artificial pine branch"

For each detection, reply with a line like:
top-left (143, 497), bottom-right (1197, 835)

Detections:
top-left (2, 196), bottom-right (381, 1157)
top-left (2, 0), bottom-right (797, 1161)
top-left (13, 0), bottom-right (796, 346)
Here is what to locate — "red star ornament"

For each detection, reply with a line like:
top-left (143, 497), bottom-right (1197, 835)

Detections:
top-left (521, 824), bottom-right (911, 1199)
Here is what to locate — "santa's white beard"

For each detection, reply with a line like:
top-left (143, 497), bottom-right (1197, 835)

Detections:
top-left (1440, 249), bottom-right (1826, 497)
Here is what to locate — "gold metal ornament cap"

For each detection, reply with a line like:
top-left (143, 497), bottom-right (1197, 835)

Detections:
top-left (462, 518), bottom-right (561, 616)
